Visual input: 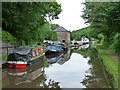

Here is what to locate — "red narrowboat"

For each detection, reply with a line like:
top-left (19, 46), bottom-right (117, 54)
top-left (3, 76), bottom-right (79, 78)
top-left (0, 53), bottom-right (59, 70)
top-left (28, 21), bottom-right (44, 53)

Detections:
top-left (7, 46), bottom-right (45, 69)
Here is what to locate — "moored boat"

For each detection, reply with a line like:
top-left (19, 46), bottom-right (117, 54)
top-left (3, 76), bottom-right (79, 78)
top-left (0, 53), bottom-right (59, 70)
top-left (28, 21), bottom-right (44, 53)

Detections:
top-left (45, 43), bottom-right (67, 54)
top-left (7, 46), bottom-right (45, 69)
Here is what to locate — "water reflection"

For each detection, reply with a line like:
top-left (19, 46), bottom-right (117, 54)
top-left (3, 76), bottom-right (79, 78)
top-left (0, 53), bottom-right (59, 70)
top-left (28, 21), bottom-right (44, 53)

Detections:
top-left (46, 53), bottom-right (63, 64)
top-left (79, 44), bottom-right (89, 50)
top-left (37, 79), bottom-right (60, 88)
top-left (2, 46), bottom-right (111, 88)
top-left (57, 48), bottom-right (71, 65)
top-left (2, 49), bottom-right (71, 88)
top-left (2, 59), bottom-right (45, 88)
top-left (44, 52), bottom-right (90, 88)
top-left (46, 48), bottom-right (71, 65)
top-left (79, 47), bottom-right (111, 88)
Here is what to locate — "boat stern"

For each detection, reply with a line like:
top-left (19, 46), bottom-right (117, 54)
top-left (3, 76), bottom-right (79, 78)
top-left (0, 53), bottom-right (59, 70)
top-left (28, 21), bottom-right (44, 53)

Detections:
top-left (7, 61), bottom-right (27, 69)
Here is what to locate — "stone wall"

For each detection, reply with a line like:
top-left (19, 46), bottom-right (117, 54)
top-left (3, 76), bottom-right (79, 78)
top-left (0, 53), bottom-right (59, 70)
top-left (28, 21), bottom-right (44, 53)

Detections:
top-left (56, 32), bottom-right (70, 44)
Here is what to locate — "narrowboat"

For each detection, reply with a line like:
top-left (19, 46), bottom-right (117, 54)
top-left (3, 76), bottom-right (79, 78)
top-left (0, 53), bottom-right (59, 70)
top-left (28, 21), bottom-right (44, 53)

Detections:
top-left (45, 43), bottom-right (66, 54)
top-left (7, 46), bottom-right (45, 69)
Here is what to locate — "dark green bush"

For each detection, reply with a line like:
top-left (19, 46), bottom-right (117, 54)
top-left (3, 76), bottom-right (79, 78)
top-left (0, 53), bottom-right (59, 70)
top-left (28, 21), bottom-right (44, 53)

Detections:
top-left (2, 30), bottom-right (16, 44)
top-left (110, 33), bottom-right (120, 53)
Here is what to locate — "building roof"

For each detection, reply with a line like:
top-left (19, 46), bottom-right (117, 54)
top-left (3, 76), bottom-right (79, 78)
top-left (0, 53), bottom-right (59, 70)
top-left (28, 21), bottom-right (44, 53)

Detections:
top-left (54, 26), bottom-right (69, 32)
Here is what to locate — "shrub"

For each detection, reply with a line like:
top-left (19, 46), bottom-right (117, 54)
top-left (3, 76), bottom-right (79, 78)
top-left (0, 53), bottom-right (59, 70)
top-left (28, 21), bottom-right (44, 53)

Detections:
top-left (2, 30), bottom-right (16, 44)
top-left (97, 33), bottom-right (104, 44)
top-left (110, 33), bottom-right (120, 53)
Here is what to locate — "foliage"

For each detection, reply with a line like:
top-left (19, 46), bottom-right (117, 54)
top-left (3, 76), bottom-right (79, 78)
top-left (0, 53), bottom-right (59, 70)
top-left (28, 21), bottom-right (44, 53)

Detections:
top-left (97, 33), bottom-right (104, 44)
top-left (51, 24), bottom-right (58, 41)
top-left (39, 23), bottom-right (58, 41)
top-left (2, 2), bottom-right (61, 46)
top-left (71, 26), bottom-right (97, 41)
top-left (82, 2), bottom-right (120, 51)
top-left (71, 2), bottom-right (120, 53)
top-left (97, 47), bottom-right (118, 88)
top-left (1, 30), bottom-right (16, 44)
top-left (109, 33), bottom-right (120, 52)
top-left (71, 27), bottom-right (88, 40)
top-left (1, 54), bottom-right (7, 61)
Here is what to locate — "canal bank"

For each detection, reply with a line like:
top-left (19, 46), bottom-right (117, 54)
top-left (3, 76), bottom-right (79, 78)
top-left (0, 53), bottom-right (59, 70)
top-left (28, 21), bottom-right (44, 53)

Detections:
top-left (95, 44), bottom-right (119, 88)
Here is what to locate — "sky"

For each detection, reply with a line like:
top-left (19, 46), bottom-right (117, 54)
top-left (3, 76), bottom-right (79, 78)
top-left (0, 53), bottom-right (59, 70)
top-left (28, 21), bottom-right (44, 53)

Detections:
top-left (51, 0), bottom-right (89, 31)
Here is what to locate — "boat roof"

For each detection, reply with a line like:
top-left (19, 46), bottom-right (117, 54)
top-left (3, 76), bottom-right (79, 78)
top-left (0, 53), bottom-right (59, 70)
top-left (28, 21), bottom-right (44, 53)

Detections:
top-left (13, 47), bottom-right (32, 55)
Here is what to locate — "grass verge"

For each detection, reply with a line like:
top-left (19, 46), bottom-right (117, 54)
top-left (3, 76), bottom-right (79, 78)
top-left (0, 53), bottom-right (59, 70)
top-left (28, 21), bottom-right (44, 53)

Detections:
top-left (96, 44), bottom-right (118, 88)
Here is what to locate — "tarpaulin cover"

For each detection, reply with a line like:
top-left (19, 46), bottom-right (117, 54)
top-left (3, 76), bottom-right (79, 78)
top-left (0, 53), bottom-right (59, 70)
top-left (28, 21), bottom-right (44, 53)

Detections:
top-left (14, 47), bottom-right (32, 55)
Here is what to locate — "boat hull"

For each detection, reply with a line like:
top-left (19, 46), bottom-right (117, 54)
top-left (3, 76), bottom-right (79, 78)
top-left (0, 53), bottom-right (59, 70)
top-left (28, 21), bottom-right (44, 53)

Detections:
top-left (7, 53), bottom-right (45, 69)
top-left (8, 61), bottom-right (27, 69)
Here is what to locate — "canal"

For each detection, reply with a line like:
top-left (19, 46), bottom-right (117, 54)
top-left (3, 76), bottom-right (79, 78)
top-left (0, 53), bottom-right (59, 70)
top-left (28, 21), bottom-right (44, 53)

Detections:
top-left (2, 45), bottom-right (112, 88)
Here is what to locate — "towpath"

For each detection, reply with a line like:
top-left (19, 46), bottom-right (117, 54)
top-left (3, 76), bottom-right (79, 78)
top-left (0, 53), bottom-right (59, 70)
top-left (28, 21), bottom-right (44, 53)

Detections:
top-left (104, 49), bottom-right (120, 65)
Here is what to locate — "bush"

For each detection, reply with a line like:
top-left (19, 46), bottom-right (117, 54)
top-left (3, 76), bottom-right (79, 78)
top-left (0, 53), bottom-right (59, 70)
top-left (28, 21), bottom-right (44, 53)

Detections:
top-left (97, 33), bottom-right (104, 44)
top-left (110, 33), bottom-right (120, 53)
top-left (2, 30), bottom-right (16, 44)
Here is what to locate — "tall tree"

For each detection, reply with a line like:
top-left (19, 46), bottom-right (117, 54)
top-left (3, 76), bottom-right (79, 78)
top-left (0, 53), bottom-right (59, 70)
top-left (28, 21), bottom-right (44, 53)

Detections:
top-left (81, 1), bottom-right (120, 51)
top-left (2, 2), bottom-right (61, 45)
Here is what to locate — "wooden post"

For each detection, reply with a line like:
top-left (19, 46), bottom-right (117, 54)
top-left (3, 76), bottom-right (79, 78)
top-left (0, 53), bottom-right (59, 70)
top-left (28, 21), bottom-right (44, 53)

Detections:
top-left (7, 47), bottom-right (8, 57)
top-left (6, 43), bottom-right (8, 57)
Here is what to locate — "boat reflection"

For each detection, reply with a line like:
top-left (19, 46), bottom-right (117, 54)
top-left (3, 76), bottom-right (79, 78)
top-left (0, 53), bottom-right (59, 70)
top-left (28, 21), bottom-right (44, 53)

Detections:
top-left (46, 48), bottom-right (71, 65)
top-left (46, 53), bottom-right (64, 64)
top-left (2, 48), bottom-right (71, 88)
top-left (79, 44), bottom-right (89, 50)
top-left (2, 59), bottom-right (45, 88)
top-left (57, 48), bottom-right (71, 65)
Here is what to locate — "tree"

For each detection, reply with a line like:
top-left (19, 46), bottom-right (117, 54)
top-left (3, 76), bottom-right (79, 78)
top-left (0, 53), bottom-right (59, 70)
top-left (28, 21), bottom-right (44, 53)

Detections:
top-left (81, 2), bottom-right (120, 52)
top-left (2, 2), bottom-right (61, 45)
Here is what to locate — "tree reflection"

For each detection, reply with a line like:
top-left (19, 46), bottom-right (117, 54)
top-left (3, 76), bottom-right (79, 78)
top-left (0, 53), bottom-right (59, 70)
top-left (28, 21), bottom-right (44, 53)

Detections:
top-left (38, 78), bottom-right (60, 88)
top-left (81, 47), bottom-right (111, 88)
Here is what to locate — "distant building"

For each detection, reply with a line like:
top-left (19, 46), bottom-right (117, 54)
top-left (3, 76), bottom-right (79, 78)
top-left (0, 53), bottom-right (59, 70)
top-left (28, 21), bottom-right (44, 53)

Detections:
top-left (54, 26), bottom-right (70, 45)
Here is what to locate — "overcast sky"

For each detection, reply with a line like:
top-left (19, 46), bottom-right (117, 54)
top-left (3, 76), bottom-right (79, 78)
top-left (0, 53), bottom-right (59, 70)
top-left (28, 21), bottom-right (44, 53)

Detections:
top-left (51, 0), bottom-right (89, 31)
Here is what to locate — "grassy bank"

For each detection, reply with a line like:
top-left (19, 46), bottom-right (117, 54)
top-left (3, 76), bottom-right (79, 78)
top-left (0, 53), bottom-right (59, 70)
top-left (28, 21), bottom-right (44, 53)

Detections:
top-left (96, 44), bottom-right (118, 88)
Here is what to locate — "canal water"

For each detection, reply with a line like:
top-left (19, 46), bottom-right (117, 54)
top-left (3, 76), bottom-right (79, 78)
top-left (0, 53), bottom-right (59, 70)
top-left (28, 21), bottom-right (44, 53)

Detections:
top-left (2, 45), bottom-right (111, 88)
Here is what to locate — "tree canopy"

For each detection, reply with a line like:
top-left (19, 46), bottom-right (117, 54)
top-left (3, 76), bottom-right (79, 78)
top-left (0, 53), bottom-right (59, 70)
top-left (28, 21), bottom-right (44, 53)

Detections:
top-left (71, 2), bottom-right (120, 52)
top-left (2, 2), bottom-right (61, 46)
